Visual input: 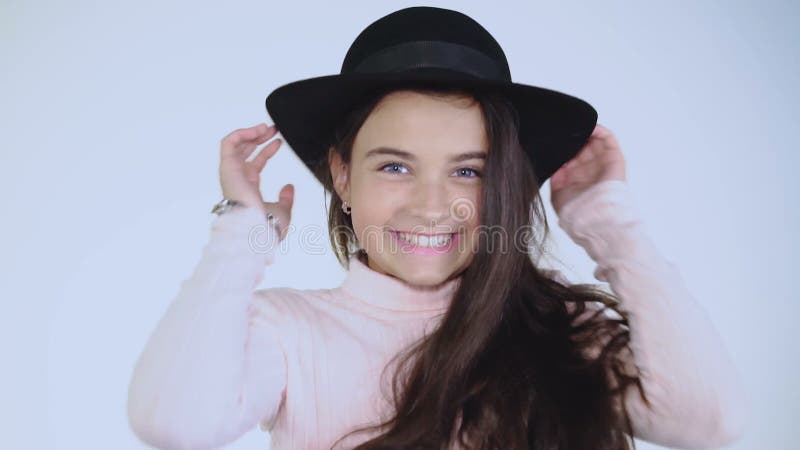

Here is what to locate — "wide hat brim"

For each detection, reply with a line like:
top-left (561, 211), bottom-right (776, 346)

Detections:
top-left (265, 66), bottom-right (597, 189)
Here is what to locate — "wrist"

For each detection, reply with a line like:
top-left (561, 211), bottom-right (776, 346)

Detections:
top-left (211, 198), bottom-right (280, 236)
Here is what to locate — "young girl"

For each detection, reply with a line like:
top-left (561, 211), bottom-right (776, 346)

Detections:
top-left (127, 7), bottom-right (748, 450)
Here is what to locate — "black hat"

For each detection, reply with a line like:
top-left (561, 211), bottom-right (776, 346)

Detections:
top-left (265, 6), bottom-right (597, 188)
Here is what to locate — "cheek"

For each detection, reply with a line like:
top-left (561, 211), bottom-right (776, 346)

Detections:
top-left (451, 191), bottom-right (481, 224)
top-left (461, 221), bottom-right (481, 255)
top-left (350, 202), bottom-right (395, 250)
top-left (459, 193), bottom-right (483, 253)
top-left (449, 182), bottom-right (482, 222)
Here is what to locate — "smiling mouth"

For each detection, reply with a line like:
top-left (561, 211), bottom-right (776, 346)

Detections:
top-left (390, 230), bottom-right (456, 248)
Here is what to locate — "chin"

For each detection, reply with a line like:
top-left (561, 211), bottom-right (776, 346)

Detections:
top-left (393, 263), bottom-right (455, 287)
top-left (403, 273), bottom-right (446, 288)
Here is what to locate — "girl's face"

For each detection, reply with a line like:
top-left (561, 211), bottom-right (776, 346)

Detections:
top-left (332, 90), bottom-right (487, 287)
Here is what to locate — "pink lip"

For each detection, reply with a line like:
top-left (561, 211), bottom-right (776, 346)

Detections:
top-left (392, 230), bottom-right (454, 237)
top-left (390, 231), bottom-right (458, 256)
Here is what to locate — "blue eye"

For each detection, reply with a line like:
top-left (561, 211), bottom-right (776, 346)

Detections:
top-left (455, 167), bottom-right (482, 178)
top-left (378, 162), bottom-right (481, 178)
top-left (379, 162), bottom-right (410, 174)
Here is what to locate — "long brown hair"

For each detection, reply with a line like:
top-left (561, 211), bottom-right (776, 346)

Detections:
top-left (312, 81), bottom-right (650, 449)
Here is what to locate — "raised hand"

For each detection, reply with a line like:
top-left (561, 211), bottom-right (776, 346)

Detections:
top-left (549, 123), bottom-right (627, 216)
top-left (219, 123), bottom-right (294, 240)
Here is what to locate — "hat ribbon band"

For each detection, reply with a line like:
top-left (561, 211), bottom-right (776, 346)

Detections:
top-left (350, 40), bottom-right (508, 81)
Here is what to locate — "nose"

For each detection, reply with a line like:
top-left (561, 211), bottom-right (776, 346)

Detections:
top-left (408, 177), bottom-right (451, 228)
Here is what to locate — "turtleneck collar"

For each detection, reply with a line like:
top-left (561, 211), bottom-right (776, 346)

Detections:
top-left (339, 254), bottom-right (462, 313)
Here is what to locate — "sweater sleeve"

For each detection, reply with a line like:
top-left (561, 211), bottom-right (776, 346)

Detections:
top-left (554, 180), bottom-right (751, 449)
top-left (127, 206), bottom-right (288, 450)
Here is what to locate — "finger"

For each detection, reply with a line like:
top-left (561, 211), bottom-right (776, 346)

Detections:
top-left (592, 125), bottom-right (620, 149)
top-left (242, 129), bottom-right (278, 159)
top-left (221, 124), bottom-right (277, 156)
top-left (564, 148), bottom-right (590, 168)
top-left (601, 130), bottom-right (622, 152)
top-left (593, 123), bottom-right (614, 138)
top-left (561, 153), bottom-right (593, 178)
top-left (550, 168), bottom-right (566, 188)
top-left (585, 138), bottom-right (608, 160)
top-left (239, 126), bottom-right (278, 158)
top-left (578, 136), bottom-right (607, 163)
top-left (224, 123), bottom-right (268, 145)
top-left (278, 183), bottom-right (295, 210)
top-left (250, 138), bottom-right (282, 171)
top-left (576, 146), bottom-right (594, 164)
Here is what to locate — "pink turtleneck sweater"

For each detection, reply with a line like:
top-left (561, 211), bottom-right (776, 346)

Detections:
top-left (126, 180), bottom-right (750, 450)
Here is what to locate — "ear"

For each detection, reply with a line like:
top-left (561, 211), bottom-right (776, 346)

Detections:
top-left (328, 146), bottom-right (350, 202)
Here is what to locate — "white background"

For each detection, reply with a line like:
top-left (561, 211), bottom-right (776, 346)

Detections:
top-left (2, 1), bottom-right (796, 449)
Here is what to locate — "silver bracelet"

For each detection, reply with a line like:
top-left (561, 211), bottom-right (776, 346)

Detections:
top-left (210, 198), bottom-right (242, 215)
top-left (211, 198), bottom-right (281, 228)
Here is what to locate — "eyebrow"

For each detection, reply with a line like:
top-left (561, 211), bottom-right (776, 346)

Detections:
top-left (364, 147), bottom-right (487, 163)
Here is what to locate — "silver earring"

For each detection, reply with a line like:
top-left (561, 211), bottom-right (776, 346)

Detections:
top-left (341, 200), bottom-right (352, 214)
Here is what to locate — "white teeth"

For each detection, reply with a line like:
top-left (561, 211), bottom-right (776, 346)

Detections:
top-left (396, 232), bottom-right (452, 247)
